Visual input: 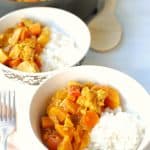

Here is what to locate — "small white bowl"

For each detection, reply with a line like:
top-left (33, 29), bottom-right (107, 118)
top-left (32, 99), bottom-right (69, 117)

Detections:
top-left (0, 7), bottom-right (90, 85)
top-left (29, 65), bottom-right (150, 150)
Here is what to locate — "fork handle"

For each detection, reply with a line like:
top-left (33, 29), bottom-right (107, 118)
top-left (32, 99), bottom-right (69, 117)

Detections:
top-left (0, 134), bottom-right (8, 150)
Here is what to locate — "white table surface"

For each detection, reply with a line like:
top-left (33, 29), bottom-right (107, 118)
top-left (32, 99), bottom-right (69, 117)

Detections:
top-left (82, 0), bottom-right (150, 93)
top-left (0, 0), bottom-right (150, 149)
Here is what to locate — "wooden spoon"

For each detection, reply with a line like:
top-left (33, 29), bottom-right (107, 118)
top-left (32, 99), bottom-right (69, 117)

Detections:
top-left (88, 0), bottom-right (122, 52)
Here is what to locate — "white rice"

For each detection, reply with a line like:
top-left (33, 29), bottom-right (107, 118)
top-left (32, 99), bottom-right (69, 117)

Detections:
top-left (87, 108), bottom-right (145, 150)
top-left (41, 27), bottom-right (82, 72)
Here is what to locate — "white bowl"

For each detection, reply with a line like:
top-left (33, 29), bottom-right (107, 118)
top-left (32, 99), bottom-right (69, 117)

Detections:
top-left (29, 65), bottom-right (150, 150)
top-left (0, 7), bottom-right (90, 85)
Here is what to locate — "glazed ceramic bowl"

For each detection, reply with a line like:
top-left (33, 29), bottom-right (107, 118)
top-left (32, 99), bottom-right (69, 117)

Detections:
top-left (29, 65), bottom-right (150, 150)
top-left (0, 7), bottom-right (90, 85)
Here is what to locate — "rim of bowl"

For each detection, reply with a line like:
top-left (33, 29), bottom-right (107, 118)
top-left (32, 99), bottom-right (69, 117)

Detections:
top-left (0, 7), bottom-right (91, 76)
top-left (29, 65), bottom-right (150, 150)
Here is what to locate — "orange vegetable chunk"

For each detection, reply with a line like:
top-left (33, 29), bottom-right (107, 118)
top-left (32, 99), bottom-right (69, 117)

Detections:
top-left (20, 27), bottom-right (30, 41)
top-left (41, 116), bottom-right (53, 128)
top-left (68, 85), bottom-right (81, 98)
top-left (29, 23), bottom-right (41, 36)
top-left (82, 111), bottom-right (99, 129)
top-left (105, 87), bottom-right (120, 109)
top-left (46, 134), bottom-right (62, 150)
top-left (6, 58), bottom-right (21, 68)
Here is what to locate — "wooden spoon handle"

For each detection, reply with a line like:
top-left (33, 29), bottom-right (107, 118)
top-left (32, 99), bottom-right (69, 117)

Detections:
top-left (102, 0), bottom-right (116, 14)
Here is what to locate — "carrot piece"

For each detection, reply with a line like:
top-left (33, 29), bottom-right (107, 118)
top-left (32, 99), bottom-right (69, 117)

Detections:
top-left (82, 111), bottom-right (99, 129)
top-left (104, 87), bottom-right (120, 109)
top-left (41, 116), bottom-right (53, 129)
top-left (6, 58), bottom-right (21, 68)
top-left (29, 23), bottom-right (41, 36)
top-left (35, 43), bottom-right (43, 54)
top-left (46, 134), bottom-right (62, 150)
top-left (68, 85), bottom-right (81, 100)
top-left (20, 27), bottom-right (30, 41)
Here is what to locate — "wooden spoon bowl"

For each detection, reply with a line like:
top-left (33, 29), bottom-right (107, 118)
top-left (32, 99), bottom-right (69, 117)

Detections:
top-left (88, 0), bottom-right (122, 52)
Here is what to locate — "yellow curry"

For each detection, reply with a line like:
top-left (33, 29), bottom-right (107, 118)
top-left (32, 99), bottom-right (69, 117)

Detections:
top-left (40, 81), bottom-right (121, 150)
top-left (0, 18), bottom-right (50, 73)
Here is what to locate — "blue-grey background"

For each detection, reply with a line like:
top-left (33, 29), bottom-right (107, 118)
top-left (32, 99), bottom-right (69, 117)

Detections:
top-left (83, 0), bottom-right (150, 93)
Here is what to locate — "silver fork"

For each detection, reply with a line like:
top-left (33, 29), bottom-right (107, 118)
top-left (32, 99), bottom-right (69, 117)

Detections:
top-left (0, 91), bottom-right (16, 150)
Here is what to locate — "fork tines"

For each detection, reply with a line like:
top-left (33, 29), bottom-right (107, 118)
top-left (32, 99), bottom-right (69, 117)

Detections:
top-left (0, 90), bottom-right (16, 122)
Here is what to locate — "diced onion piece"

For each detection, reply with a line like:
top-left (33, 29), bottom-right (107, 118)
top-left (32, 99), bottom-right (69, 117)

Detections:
top-left (17, 61), bottom-right (39, 73)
